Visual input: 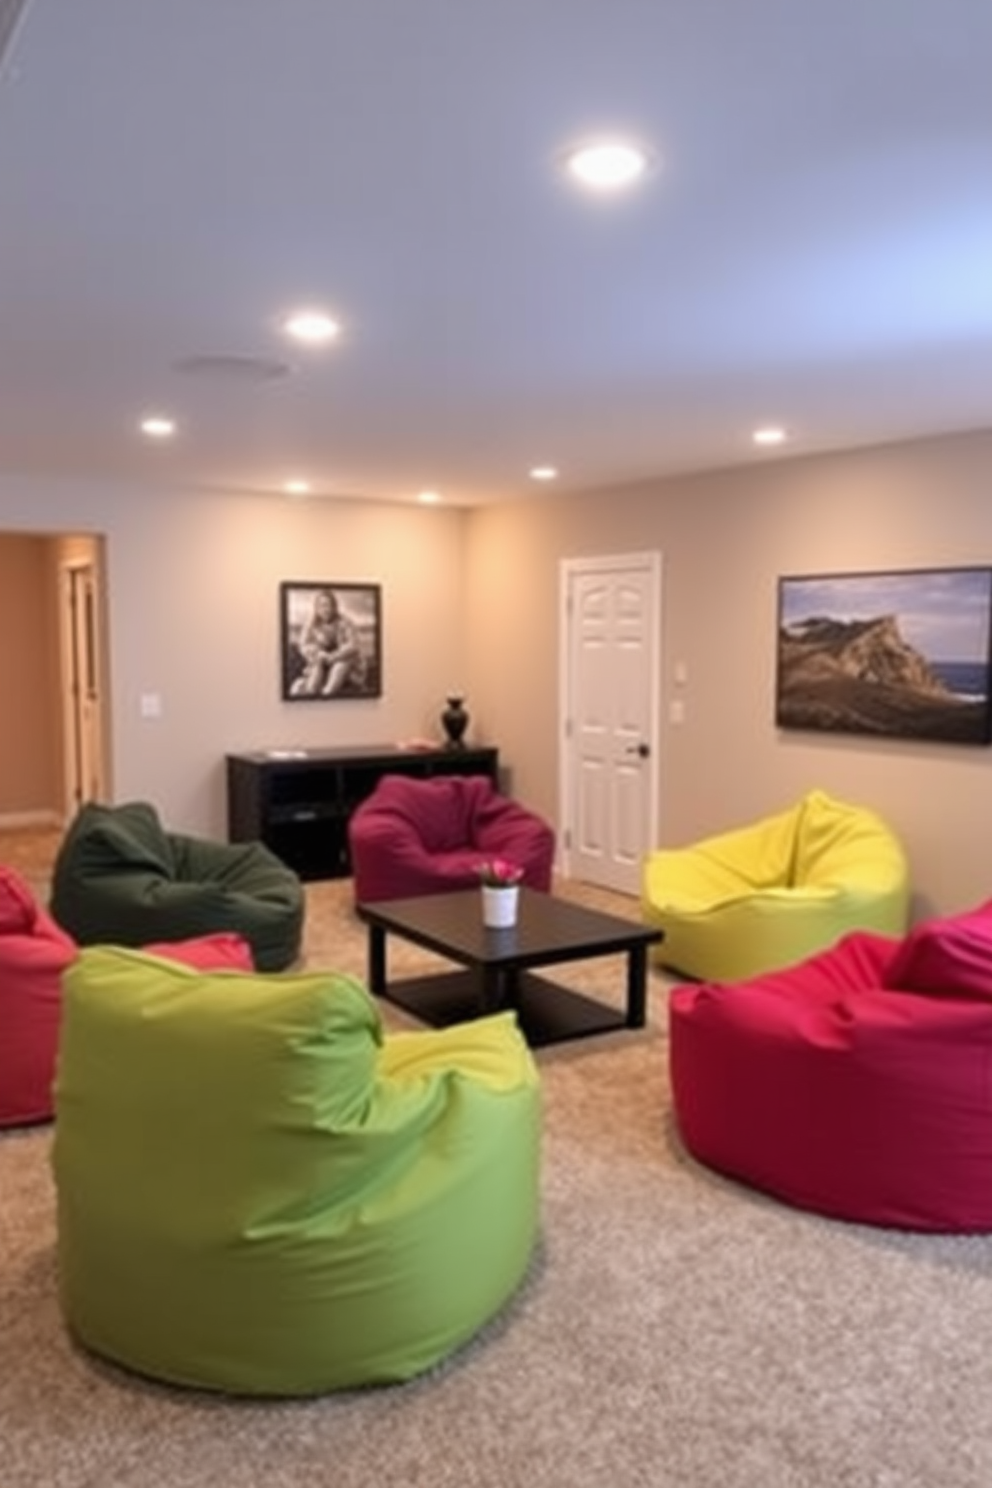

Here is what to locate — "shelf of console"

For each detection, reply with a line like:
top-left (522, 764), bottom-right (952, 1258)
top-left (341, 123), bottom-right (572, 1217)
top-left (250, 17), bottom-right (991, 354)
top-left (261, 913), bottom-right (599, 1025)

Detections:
top-left (226, 744), bottom-right (500, 881)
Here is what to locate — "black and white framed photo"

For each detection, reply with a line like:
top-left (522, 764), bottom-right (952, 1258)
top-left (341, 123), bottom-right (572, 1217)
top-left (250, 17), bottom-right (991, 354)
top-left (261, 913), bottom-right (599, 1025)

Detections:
top-left (280, 582), bottom-right (382, 701)
top-left (776, 566), bottom-right (992, 745)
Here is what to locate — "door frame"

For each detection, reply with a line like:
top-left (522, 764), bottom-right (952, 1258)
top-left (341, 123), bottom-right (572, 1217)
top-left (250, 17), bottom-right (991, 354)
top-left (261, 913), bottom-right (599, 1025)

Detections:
top-left (557, 550), bottom-right (663, 889)
top-left (59, 555), bottom-right (108, 814)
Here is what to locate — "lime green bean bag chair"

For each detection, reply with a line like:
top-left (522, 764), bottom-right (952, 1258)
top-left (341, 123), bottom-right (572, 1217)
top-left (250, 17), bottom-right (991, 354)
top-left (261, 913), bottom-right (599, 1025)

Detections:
top-left (641, 789), bottom-right (909, 982)
top-left (50, 800), bottom-right (303, 972)
top-left (53, 946), bottom-right (541, 1395)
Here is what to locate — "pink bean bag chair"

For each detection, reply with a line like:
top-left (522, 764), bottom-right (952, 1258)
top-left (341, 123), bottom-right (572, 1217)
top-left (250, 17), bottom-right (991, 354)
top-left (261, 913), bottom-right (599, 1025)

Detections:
top-left (0, 853), bottom-right (255, 1128)
top-left (669, 900), bottom-right (992, 1232)
top-left (348, 773), bottom-right (555, 903)
top-left (0, 866), bottom-right (76, 1127)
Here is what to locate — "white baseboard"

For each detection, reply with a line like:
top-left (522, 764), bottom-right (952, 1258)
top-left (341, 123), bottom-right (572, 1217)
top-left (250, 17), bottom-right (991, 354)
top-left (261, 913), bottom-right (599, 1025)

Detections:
top-left (0, 809), bottom-right (63, 830)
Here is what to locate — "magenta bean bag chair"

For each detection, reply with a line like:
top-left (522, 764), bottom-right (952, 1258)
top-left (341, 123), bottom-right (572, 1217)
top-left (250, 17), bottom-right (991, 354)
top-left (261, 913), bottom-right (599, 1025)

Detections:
top-left (348, 773), bottom-right (555, 903)
top-left (669, 901), bottom-right (992, 1232)
top-left (0, 866), bottom-right (76, 1127)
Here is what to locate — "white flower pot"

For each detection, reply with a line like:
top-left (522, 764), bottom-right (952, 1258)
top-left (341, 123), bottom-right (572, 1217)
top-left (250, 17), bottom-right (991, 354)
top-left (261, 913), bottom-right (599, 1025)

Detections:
top-left (481, 884), bottom-right (520, 929)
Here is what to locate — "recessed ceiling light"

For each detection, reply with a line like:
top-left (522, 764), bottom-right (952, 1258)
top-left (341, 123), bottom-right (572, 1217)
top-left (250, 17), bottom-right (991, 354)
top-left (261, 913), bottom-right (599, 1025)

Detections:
top-left (752, 426), bottom-right (788, 447)
top-left (282, 309), bottom-right (341, 344)
top-left (529, 465), bottom-right (559, 482)
top-left (139, 415), bottom-right (176, 438)
top-left (564, 139), bottom-right (652, 191)
top-left (283, 479), bottom-right (311, 496)
top-left (418, 489), bottom-right (442, 505)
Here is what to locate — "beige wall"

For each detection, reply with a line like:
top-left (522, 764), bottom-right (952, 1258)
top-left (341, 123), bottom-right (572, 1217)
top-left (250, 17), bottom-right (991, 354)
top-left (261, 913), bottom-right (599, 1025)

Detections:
top-left (0, 478), bottom-right (469, 836)
top-left (2, 426), bottom-right (992, 916)
top-left (463, 427), bottom-right (992, 918)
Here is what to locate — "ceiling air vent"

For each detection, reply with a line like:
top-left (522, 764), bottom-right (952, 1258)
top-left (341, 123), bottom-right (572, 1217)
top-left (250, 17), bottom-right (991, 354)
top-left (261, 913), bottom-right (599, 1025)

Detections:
top-left (172, 354), bottom-right (292, 384)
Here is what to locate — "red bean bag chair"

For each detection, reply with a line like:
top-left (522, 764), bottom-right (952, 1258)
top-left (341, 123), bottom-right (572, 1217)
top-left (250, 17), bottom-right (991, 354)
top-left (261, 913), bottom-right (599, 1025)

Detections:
top-left (0, 851), bottom-right (255, 1129)
top-left (348, 774), bottom-right (555, 903)
top-left (0, 866), bottom-right (76, 1127)
top-left (141, 932), bottom-right (255, 972)
top-left (669, 901), bottom-right (992, 1232)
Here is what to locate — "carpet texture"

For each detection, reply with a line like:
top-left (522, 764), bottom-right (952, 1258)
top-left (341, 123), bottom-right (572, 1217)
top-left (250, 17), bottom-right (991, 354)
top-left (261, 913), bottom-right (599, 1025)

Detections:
top-left (4, 830), bottom-right (992, 1486)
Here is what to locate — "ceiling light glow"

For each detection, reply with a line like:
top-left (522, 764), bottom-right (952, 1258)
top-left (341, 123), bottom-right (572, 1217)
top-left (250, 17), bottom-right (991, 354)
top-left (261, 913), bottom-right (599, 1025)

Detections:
top-left (418, 490), bottom-right (441, 504)
top-left (282, 309), bottom-right (341, 344)
top-left (139, 415), bottom-right (176, 438)
top-left (529, 465), bottom-right (559, 481)
top-left (565, 140), bottom-right (652, 190)
top-left (752, 426), bottom-right (787, 447)
top-left (283, 479), bottom-right (311, 496)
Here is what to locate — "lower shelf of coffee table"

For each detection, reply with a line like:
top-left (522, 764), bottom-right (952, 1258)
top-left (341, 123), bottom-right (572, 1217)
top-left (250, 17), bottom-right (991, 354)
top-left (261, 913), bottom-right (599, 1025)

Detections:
top-left (377, 968), bottom-right (627, 1048)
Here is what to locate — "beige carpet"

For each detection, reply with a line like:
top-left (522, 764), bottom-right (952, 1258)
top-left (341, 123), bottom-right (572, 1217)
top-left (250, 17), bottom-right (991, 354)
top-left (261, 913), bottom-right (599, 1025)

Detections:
top-left (4, 832), bottom-right (992, 1487)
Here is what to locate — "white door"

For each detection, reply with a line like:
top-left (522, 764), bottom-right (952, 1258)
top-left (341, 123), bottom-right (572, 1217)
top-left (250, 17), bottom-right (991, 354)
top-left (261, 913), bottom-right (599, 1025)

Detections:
top-left (61, 562), bottom-right (105, 811)
top-left (559, 553), bottom-right (662, 896)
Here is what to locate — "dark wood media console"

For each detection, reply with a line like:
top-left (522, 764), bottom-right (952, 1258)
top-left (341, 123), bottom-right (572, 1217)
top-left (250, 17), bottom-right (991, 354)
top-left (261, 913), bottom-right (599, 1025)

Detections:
top-left (226, 744), bottom-right (500, 881)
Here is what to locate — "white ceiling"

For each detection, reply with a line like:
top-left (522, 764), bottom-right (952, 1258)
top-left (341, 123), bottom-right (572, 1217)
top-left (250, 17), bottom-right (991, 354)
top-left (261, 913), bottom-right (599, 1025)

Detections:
top-left (2, 0), bottom-right (992, 508)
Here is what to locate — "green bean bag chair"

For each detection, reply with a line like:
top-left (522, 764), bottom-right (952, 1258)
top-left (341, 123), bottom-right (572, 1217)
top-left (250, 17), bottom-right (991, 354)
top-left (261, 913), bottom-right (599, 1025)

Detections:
top-left (53, 945), bottom-right (541, 1395)
top-left (641, 788), bottom-right (909, 982)
top-left (50, 800), bottom-right (303, 972)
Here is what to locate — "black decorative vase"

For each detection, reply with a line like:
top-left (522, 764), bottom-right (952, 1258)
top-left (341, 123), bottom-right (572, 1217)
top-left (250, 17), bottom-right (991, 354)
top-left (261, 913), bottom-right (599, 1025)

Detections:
top-left (441, 695), bottom-right (469, 749)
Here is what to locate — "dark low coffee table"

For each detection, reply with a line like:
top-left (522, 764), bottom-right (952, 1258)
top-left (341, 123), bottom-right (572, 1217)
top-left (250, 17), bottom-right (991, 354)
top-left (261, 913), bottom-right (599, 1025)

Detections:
top-left (357, 887), bottom-right (663, 1048)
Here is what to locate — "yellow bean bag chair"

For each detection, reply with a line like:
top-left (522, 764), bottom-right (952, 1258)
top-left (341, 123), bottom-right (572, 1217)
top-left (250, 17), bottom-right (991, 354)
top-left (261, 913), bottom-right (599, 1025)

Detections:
top-left (53, 946), bottom-right (541, 1396)
top-left (641, 789), bottom-right (909, 982)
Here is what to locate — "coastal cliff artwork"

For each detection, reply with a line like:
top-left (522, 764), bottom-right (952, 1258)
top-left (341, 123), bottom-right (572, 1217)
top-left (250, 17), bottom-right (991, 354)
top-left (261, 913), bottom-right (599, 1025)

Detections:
top-left (776, 568), bottom-right (992, 745)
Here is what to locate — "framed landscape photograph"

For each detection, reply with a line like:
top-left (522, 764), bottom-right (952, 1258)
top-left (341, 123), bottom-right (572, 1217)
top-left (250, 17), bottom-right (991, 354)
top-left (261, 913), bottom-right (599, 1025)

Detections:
top-left (776, 566), bottom-right (992, 745)
top-left (280, 581), bottom-right (382, 701)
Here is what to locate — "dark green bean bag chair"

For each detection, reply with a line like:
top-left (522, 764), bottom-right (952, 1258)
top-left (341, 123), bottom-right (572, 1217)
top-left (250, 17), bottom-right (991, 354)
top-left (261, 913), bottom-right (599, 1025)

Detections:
top-left (53, 946), bottom-right (541, 1395)
top-left (49, 800), bottom-right (304, 972)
